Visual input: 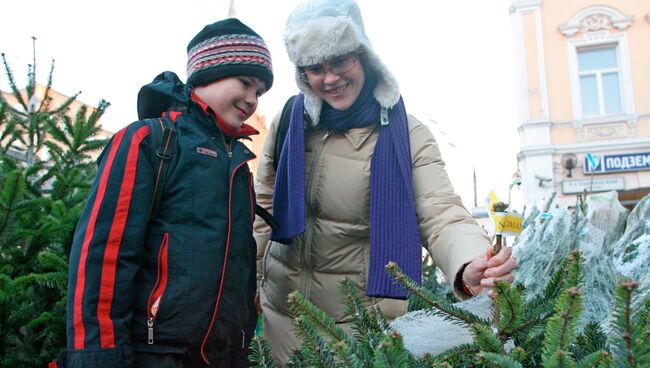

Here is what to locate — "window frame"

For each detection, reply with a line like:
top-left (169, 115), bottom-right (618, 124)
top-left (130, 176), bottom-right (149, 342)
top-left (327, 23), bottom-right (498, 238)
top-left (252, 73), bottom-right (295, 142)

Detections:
top-left (576, 44), bottom-right (622, 116)
top-left (567, 32), bottom-right (634, 122)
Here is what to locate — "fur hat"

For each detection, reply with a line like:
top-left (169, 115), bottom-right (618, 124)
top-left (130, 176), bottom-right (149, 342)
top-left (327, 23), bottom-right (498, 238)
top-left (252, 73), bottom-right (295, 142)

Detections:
top-left (187, 18), bottom-right (273, 90)
top-left (284, 0), bottom-right (399, 124)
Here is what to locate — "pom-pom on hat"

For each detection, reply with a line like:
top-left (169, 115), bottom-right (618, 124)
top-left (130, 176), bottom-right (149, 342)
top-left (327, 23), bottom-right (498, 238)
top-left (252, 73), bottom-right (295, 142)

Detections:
top-left (187, 18), bottom-right (273, 90)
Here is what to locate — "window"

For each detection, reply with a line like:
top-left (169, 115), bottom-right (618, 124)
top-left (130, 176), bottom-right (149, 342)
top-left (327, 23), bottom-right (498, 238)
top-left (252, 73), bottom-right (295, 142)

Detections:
top-left (561, 6), bottom-right (635, 122)
top-left (577, 45), bottom-right (623, 116)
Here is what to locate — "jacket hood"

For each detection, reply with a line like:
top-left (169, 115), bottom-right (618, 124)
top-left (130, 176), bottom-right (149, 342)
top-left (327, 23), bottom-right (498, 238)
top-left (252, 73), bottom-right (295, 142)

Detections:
top-left (284, 0), bottom-right (400, 125)
top-left (137, 71), bottom-right (192, 120)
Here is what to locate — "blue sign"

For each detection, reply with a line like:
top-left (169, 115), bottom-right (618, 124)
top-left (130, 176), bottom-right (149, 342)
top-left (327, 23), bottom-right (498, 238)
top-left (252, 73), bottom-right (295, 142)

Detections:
top-left (584, 152), bottom-right (650, 174)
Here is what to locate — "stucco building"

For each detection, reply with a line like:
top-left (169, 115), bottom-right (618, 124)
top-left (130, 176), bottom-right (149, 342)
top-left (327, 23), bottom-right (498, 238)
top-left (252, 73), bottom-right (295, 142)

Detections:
top-left (510, 0), bottom-right (650, 208)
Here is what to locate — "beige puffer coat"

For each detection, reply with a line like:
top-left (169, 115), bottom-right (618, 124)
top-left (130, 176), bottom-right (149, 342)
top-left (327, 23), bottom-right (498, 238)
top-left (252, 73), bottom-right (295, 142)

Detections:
top-left (253, 111), bottom-right (490, 363)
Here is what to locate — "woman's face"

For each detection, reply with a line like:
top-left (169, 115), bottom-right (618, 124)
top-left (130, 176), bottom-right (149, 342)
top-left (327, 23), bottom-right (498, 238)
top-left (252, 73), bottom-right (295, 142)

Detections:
top-left (305, 54), bottom-right (366, 111)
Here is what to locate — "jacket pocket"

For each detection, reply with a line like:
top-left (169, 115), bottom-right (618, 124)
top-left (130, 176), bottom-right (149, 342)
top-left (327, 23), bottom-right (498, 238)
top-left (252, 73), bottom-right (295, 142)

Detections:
top-left (146, 232), bottom-right (169, 345)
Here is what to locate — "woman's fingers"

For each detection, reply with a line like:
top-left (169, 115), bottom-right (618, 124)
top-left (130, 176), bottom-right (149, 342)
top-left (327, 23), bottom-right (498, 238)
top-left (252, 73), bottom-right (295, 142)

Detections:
top-left (484, 256), bottom-right (517, 278)
top-left (480, 273), bottom-right (515, 288)
top-left (487, 245), bottom-right (512, 268)
top-left (463, 256), bottom-right (489, 287)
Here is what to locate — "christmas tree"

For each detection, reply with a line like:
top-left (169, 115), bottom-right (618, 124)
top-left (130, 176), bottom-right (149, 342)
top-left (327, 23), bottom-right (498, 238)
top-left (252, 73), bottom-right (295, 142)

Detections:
top-left (0, 41), bottom-right (109, 367)
top-left (251, 192), bottom-right (650, 367)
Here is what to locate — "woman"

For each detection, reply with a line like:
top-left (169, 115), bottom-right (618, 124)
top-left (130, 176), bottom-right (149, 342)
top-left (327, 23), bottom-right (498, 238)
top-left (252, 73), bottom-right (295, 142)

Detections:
top-left (253, 0), bottom-right (516, 362)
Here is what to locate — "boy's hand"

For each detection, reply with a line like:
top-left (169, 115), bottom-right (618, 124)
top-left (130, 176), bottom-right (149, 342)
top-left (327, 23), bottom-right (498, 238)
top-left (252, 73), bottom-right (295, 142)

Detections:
top-left (462, 246), bottom-right (516, 298)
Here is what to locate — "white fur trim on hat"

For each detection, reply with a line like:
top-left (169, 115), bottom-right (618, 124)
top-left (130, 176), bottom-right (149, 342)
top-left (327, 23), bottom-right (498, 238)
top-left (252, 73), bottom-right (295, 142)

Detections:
top-left (284, 0), bottom-right (400, 125)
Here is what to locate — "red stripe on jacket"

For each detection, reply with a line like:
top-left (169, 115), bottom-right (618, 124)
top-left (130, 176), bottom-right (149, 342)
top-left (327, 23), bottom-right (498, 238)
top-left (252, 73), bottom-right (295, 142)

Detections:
top-left (72, 129), bottom-right (127, 349)
top-left (97, 126), bottom-right (150, 348)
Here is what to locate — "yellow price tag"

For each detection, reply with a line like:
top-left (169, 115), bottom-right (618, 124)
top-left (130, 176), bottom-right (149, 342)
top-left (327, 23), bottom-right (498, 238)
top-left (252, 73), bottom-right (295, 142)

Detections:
top-left (494, 212), bottom-right (523, 236)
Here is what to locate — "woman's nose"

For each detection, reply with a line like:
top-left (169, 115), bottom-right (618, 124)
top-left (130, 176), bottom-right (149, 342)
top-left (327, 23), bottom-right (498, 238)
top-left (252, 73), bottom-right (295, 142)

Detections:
top-left (321, 69), bottom-right (340, 84)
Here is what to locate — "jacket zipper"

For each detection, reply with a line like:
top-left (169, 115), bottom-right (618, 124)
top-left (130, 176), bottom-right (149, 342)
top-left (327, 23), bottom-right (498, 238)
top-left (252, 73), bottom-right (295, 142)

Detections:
top-left (248, 172), bottom-right (255, 224)
top-left (200, 156), bottom-right (254, 364)
top-left (146, 232), bottom-right (169, 344)
top-left (300, 131), bottom-right (331, 298)
top-left (260, 239), bottom-right (272, 286)
top-left (222, 135), bottom-right (233, 157)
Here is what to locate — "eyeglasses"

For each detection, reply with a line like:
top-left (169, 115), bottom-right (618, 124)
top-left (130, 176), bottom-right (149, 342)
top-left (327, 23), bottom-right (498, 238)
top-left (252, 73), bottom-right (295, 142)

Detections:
top-left (299, 52), bottom-right (360, 83)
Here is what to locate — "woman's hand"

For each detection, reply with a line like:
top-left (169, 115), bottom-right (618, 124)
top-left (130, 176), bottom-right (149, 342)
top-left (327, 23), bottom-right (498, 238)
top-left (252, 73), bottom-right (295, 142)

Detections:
top-left (462, 246), bottom-right (517, 298)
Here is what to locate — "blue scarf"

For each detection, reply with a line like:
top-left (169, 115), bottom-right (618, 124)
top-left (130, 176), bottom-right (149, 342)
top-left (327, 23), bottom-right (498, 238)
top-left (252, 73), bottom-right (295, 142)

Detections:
top-left (271, 84), bottom-right (421, 299)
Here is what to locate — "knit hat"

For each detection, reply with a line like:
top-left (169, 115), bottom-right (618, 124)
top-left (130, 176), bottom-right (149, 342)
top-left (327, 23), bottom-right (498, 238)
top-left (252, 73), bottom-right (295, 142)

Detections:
top-left (187, 18), bottom-right (273, 90)
top-left (284, 0), bottom-right (399, 125)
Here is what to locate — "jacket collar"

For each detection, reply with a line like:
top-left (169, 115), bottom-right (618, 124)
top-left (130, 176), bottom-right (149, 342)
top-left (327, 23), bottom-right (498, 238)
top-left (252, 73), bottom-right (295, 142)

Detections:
top-left (341, 123), bottom-right (378, 150)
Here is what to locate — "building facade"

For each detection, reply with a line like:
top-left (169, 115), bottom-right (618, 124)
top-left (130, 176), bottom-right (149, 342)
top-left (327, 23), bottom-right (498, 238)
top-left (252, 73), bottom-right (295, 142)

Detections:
top-left (510, 0), bottom-right (650, 208)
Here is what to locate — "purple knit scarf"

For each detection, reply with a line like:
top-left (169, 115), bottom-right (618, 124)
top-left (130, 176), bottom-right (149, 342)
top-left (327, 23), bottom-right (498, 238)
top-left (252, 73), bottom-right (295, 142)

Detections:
top-left (271, 90), bottom-right (421, 299)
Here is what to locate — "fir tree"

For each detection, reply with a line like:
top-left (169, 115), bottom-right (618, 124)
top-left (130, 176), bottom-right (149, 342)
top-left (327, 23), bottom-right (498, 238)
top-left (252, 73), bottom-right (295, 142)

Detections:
top-left (0, 42), bottom-right (108, 367)
top-left (250, 250), bottom-right (650, 368)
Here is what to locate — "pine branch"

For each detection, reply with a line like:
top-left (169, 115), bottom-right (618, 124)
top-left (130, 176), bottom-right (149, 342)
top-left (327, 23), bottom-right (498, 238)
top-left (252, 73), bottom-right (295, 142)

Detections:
top-left (0, 169), bottom-right (26, 240)
top-left (331, 339), bottom-right (366, 368)
top-left (288, 291), bottom-right (365, 362)
top-left (523, 251), bottom-right (583, 332)
top-left (493, 281), bottom-right (525, 338)
top-left (39, 60), bottom-right (56, 113)
top-left (249, 336), bottom-right (277, 368)
top-left (575, 351), bottom-right (612, 368)
top-left (571, 322), bottom-right (609, 361)
top-left (609, 280), bottom-right (649, 367)
top-left (283, 350), bottom-right (307, 367)
top-left (432, 342), bottom-right (480, 363)
top-left (293, 317), bottom-right (337, 368)
top-left (477, 351), bottom-right (524, 368)
top-left (542, 192), bottom-right (557, 213)
top-left (470, 323), bottom-right (504, 354)
top-left (371, 331), bottom-right (411, 368)
top-left (338, 278), bottom-right (376, 362)
top-left (370, 305), bottom-right (391, 332)
top-left (50, 93), bottom-right (80, 116)
top-left (510, 346), bottom-right (527, 363)
top-left (36, 251), bottom-right (67, 273)
top-left (45, 118), bottom-right (71, 149)
top-left (639, 298), bottom-right (650, 353)
top-left (541, 287), bottom-right (582, 367)
top-left (1, 53), bottom-right (29, 113)
top-left (430, 363), bottom-right (452, 368)
top-left (385, 262), bottom-right (487, 326)
top-left (86, 99), bottom-right (110, 126)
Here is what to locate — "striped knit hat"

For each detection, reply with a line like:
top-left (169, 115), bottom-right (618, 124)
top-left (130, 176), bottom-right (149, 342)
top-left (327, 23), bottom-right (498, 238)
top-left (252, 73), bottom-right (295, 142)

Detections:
top-left (186, 18), bottom-right (273, 89)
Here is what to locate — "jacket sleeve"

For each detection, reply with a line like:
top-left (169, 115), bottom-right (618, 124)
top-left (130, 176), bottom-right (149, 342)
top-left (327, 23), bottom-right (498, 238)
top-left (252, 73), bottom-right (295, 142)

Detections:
top-left (408, 116), bottom-right (491, 299)
top-left (253, 110), bottom-right (282, 288)
top-left (63, 122), bottom-right (154, 367)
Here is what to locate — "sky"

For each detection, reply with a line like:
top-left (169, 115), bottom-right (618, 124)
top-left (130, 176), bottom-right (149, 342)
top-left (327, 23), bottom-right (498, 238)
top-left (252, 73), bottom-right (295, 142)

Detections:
top-left (1, 0), bottom-right (523, 210)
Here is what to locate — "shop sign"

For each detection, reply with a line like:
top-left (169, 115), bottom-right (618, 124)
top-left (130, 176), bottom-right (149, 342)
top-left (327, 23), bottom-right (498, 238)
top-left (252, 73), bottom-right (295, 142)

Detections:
top-left (562, 177), bottom-right (625, 194)
top-left (584, 152), bottom-right (650, 174)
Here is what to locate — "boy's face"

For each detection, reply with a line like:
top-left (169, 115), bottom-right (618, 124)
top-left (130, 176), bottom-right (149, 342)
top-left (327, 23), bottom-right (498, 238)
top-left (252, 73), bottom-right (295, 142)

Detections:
top-left (194, 76), bottom-right (266, 129)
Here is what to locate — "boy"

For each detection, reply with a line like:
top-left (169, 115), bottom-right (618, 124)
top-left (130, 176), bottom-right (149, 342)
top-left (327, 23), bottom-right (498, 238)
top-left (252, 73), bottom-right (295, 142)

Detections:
top-left (56, 18), bottom-right (273, 368)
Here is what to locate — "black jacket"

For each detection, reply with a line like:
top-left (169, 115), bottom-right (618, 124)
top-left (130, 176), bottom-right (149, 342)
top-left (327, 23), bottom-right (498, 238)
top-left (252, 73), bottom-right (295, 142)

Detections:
top-left (61, 72), bottom-right (258, 367)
